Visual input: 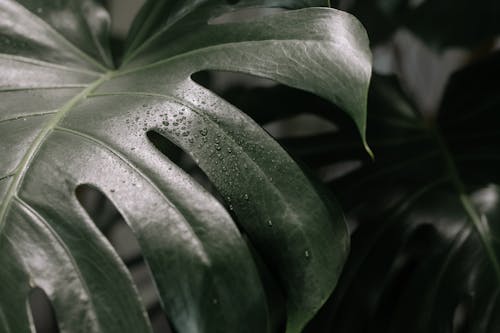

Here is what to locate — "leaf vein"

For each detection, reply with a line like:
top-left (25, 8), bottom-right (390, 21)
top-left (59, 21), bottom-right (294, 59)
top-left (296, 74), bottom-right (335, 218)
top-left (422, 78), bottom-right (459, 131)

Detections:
top-left (0, 110), bottom-right (58, 125)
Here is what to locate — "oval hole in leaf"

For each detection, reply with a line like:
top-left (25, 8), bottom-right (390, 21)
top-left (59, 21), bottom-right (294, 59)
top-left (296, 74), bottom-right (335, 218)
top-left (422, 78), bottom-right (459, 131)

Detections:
top-left (28, 287), bottom-right (59, 333)
top-left (264, 113), bottom-right (339, 139)
top-left (146, 130), bottom-right (237, 222)
top-left (146, 131), bottom-right (218, 196)
top-left (75, 185), bottom-right (120, 233)
top-left (191, 71), bottom-right (343, 144)
top-left (75, 185), bottom-right (173, 333)
top-left (192, 72), bottom-right (350, 134)
top-left (192, 70), bottom-right (276, 97)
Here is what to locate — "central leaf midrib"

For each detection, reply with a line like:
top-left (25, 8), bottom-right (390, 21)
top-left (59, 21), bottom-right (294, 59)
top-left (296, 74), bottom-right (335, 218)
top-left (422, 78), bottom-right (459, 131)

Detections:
top-left (0, 71), bottom-right (113, 232)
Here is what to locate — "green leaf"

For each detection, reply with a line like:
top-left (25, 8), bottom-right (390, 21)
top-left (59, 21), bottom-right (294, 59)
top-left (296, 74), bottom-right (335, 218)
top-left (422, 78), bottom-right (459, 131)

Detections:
top-left (0, 1), bottom-right (372, 332)
top-left (301, 55), bottom-right (500, 331)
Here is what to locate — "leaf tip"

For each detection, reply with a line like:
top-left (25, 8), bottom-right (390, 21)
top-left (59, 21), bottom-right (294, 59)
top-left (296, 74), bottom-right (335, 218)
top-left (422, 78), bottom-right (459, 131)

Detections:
top-left (363, 139), bottom-right (374, 160)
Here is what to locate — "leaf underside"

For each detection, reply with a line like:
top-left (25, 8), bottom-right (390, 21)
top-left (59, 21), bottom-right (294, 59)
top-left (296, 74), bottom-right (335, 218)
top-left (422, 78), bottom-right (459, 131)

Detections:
top-left (0, 1), bottom-right (371, 332)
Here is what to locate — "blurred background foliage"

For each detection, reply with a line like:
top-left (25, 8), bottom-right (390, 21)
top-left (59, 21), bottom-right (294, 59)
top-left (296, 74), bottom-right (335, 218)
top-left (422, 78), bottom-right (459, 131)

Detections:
top-left (31, 0), bottom-right (500, 332)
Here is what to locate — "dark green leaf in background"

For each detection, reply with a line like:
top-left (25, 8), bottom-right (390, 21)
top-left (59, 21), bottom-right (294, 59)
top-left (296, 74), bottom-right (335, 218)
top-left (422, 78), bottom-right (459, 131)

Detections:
top-left (219, 52), bottom-right (500, 333)
top-left (343, 0), bottom-right (500, 49)
top-left (298, 54), bottom-right (500, 332)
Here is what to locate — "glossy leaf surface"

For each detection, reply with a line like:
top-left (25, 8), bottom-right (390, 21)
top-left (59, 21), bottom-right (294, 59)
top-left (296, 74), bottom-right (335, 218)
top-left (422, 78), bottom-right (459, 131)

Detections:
top-left (0, 1), bottom-right (372, 332)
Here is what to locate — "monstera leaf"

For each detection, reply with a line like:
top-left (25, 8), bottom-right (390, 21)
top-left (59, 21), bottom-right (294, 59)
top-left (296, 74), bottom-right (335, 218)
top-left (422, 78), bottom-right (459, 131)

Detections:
top-left (288, 54), bottom-right (498, 332)
top-left (0, 0), bottom-right (372, 332)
